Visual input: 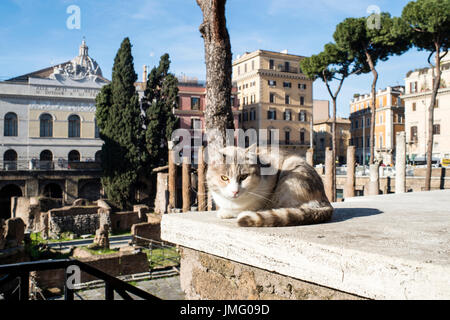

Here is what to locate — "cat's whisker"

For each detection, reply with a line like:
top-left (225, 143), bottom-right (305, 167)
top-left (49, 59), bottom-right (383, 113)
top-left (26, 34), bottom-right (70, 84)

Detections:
top-left (247, 191), bottom-right (275, 204)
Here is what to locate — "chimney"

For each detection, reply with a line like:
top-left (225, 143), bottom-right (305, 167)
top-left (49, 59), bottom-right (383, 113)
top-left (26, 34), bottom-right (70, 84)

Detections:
top-left (143, 65), bottom-right (148, 82)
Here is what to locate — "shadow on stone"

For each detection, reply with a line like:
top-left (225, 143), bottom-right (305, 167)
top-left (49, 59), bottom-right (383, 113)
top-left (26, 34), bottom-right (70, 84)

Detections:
top-left (330, 208), bottom-right (383, 223)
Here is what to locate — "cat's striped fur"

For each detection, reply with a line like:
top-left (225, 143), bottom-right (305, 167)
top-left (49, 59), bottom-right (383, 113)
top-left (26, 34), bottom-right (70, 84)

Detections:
top-left (206, 145), bottom-right (333, 227)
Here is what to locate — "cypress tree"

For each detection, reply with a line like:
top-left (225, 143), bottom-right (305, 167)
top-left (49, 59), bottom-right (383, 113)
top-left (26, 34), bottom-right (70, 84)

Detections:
top-left (95, 37), bottom-right (145, 210)
top-left (143, 53), bottom-right (179, 169)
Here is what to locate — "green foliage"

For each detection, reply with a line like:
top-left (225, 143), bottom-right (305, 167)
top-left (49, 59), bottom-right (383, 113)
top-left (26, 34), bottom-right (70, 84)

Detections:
top-left (402, 0), bottom-right (450, 53)
top-left (301, 43), bottom-right (363, 87)
top-left (95, 37), bottom-right (146, 210)
top-left (142, 54), bottom-right (179, 169)
top-left (333, 13), bottom-right (411, 70)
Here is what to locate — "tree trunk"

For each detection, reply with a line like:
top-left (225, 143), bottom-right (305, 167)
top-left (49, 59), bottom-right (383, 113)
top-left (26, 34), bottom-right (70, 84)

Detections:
top-left (365, 51), bottom-right (378, 165)
top-left (425, 48), bottom-right (442, 191)
top-left (196, 0), bottom-right (235, 151)
top-left (331, 98), bottom-right (337, 202)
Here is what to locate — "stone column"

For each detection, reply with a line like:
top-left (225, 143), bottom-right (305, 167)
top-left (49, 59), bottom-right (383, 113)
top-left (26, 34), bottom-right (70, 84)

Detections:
top-left (25, 178), bottom-right (39, 197)
top-left (306, 148), bottom-right (314, 167)
top-left (344, 146), bottom-right (356, 199)
top-left (368, 163), bottom-right (380, 196)
top-left (65, 178), bottom-right (78, 205)
top-left (197, 147), bottom-right (207, 212)
top-left (182, 157), bottom-right (191, 213)
top-left (325, 147), bottom-right (334, 203)
top-left (395, 132), bottom-right (406, 194)
top-left (168, 143), bottom-right (176, 212)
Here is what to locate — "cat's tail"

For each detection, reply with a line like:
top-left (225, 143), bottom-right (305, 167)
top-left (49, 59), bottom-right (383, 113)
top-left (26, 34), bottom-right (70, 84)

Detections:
top-left (237, 201), bottom-right (334, 227)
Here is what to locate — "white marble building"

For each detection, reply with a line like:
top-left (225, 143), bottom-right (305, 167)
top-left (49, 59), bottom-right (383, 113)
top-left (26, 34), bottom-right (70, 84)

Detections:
top-left (0, 40), bottom-right (109, 169)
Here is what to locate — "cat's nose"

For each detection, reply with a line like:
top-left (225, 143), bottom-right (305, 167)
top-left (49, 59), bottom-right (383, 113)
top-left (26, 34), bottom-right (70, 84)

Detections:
top-left (232, 191), bottom-right (239, 197)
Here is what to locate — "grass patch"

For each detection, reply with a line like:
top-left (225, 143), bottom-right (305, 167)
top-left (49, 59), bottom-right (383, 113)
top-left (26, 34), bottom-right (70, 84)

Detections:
top-left (80, 247), bottom-right (119, 256)
top-left (142, 246), bottom-right (180, 269)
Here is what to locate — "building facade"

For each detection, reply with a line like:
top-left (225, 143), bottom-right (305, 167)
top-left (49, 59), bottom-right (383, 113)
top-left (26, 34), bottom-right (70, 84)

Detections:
top-left (313, 118), bottom-right (351, 165)
top-left (232, 50), bottom-right (313, 152)
top-left (402, 56), bottom-right (450, 165)
top-left (0, 40), bottom-right (108, 170)
top-left (349, 86), bottom-right (405, 165)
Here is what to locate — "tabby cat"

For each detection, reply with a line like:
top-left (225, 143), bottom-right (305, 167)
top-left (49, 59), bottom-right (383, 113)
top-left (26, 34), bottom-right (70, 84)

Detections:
top-left (206, 145), bottom-right (333, 227)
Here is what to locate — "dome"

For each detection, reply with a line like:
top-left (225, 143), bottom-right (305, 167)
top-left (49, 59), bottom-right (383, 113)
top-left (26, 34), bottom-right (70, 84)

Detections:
top-left (53, 40), bottom-right (103, 80)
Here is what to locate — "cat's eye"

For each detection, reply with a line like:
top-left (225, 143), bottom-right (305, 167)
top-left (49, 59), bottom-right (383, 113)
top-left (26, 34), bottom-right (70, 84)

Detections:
top-left (239, 174), bottom-right (249, 182)
top-left (221, 175), bottom-right (229, 182)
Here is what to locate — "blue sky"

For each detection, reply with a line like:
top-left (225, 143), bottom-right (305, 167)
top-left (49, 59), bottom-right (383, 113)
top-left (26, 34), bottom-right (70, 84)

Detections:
top-left (0, 0), bottom-right (431, 117)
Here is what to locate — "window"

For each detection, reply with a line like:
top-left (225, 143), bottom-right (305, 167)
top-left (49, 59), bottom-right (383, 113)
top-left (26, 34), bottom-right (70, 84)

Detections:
top-left (191, 118), bottom-right (201, 130)
top-left (243, 111), bottom-right (249, 122)
top-left (68, 150), bottom-right (80, 162)
top-left (68, 115), bottom-right (81, 138)
top-left (268, 80), bottom-right (277, 87)
top-left (40, 113), bottom-right (53, 137)
top-left (412, 102), bottom-right (416, 111)
top-left (379, 114), bottom-right (383, 124)
top-left (299, 111), bottom-right (307, 122)
top-left (268, 128), bottom-right (276, 145)
top-left (191, 97), bottom-right (200, 110)
top-left (285, 131), bottom-right (290, 145)
top-left (411, 126), bottom-right (418, 142)
top-left (267, 109), bottom-right (277, 120)
top-left (252, 60), bottom-right (255, 70)
top-left (300, 130), bottom-right (305, 145)
top-left (250, 108), bottom-right (256, 121)
top-left (270, 93), bottom-right (275, 103)
top-left (283, 82), bottom-right (292, 88)
top-left (94, 119), bottom-right (100, 138)
top-left (244, 64), bottom-right (247, 73)
top-left (300, 96), bottom-right (305, 106)
top-left (284, 61), bottom-right (290, 72)
top-left (433, 124), bottom-right (441, 135)
top-left (379, 135), bottom-right (383, 148)
top-left (298, 84), bottom-right (307, 90)
top-left (410, 81), bottom-right (418, 93)
top-left (238, 66), bottom-right (240, 75)
top-left (4, 112), bottom-right (18, 137)
top-left (285, 95), bottom-right (290, 105)
top-left (284, 109), bottom-right (292, 121)
top-left (269, 59), bottom-right (274, 70)
top-left (3, 149), bottom-right (17, 170)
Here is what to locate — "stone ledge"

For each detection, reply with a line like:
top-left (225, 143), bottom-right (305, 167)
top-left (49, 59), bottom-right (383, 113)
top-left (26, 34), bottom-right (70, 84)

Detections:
top-left (161, 190), bottom-right (450, 300)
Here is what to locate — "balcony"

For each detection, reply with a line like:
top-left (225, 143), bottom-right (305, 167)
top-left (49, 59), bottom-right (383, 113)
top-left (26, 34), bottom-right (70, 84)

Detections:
top-left (1, 160), bottom-right (101, 172)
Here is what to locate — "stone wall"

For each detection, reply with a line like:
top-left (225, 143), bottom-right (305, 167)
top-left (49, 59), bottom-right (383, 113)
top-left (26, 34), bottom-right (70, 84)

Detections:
top-left (47, 206), bottom-right (100, 238)
top-left (131, 215), bottom-right (162, 245)
top-left (110, 211), bottom-right (141, 233)
top-left (180, 247), bottom-right (362, 300)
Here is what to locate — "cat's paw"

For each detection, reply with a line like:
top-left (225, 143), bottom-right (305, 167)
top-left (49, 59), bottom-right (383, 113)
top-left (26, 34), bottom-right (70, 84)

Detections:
top-left (237, 211), bottom-right (258, 227)
top-left (217, 210), bottom-right (238, 219)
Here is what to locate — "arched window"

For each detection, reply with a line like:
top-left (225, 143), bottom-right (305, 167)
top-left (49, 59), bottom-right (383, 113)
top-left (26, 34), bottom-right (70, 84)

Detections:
top-left (39, 150), bottom-right (53, 170)
top-left (68, 150), bottom-right (80, 162)
top-left (68, 115), bottom-right (81, 138)
top-left (40, 113), bottom-right (53, 137)
top-left (4, 112), bottom-right (18, 136)
top-left (3, 149), bottom-right (17, 170)
top-left (95, 150), bottom-right (102, 163)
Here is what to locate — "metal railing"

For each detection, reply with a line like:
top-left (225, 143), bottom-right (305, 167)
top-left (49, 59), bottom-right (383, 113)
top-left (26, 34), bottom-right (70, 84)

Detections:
top-left (0, 259), bottom-right (160, 301)
top-left (1, 160), bottom-right (101, 171)
top-left (132, 236), bottom-right (180, 271)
